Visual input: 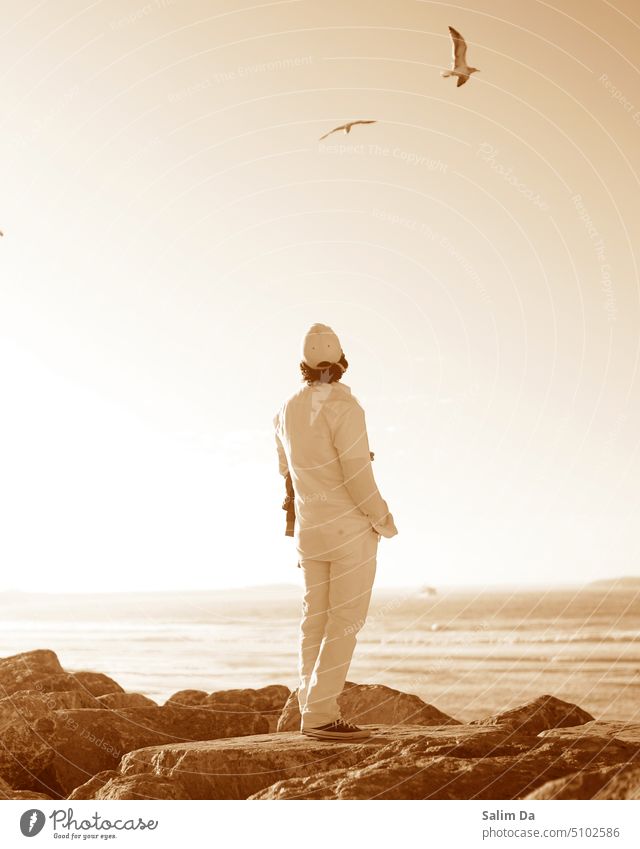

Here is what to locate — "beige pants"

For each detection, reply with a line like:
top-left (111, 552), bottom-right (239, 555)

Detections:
top-left (297, 530), bottom-right (378, 730)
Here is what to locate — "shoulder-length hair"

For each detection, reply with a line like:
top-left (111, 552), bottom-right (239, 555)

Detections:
top-left (300, 353), bottom-right (349, 385)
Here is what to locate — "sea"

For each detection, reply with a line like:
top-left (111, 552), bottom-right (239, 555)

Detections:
top-left (1, 583), bottom-right (639, 723)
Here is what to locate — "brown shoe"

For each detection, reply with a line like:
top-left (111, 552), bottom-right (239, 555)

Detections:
top-left (302, 718), bottom-right (371, 741)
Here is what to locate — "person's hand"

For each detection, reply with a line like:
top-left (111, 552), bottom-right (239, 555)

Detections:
top-left (373, 512), bottom-right (398, 538)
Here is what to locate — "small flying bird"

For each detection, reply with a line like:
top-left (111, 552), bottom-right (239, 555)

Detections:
top-left (318, 120), bottom-right (377, 141)
top-left (442, 26), bottom-right (480, 87)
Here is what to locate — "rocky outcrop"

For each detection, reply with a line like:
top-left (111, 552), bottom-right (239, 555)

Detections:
top-left (0, 650), bottom-right (270, 798)
top-left (0, 649), bottom-right (64, 696)
top-left (165, 689), bottom-right (208, 706)
top-left (33, 703), bottom-right (268, 797)
top-left (206, 685), bottom-right (290, 732)
top-left (31, 671), bottom-right (125, 698)
top-left (71, 671), bottom-right (124, 697)
top-left (0, 650), bottom-right (123, 700)
top-left (112, 728), bottom-right (407, 799)
top-left (97, 692), bottom-right (157, 709)
top-left (470, 694), bottom-right (594, 735)
top-left (33, 708), bottom-right (158, 797)
top-left (2, 650), bottom-right (637, 801)
top-left (68, 770), bottom-right (191, 800)
top-left (160, 701), bottom-right (268, 742)
top-left (253, 724), bottom-right (639, 799)
top-left (0, 774), bottom-right (53, 800)
top-left (277, 681), bottom-right (459, 732)
top-left (525, 763), bottom-right (640, 799)
top-left (0, 692), bottom-right (58, 787)
top-left (538, 720), bottom-right (640, 744)
top-left (67, 712), bottom-right (640, 801)
top-left (39, 690), bottom-right (100, 710)
top-left (205, 685), bottom-right (290, 712)
top-left (165, 686), bottom-right (290, 732)
top-left (523, 722), bottom-right (640, 799)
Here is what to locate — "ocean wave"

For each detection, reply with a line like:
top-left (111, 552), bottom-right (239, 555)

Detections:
top-left (365, 630), bottom-right (640, 646)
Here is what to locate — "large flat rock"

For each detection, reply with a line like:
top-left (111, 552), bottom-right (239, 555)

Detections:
top-left (69, 718), bottom-right (640, 800)
top-left (71, 724), bottom-right (546, 800)
top-left (70, 725), bottom-right (498, 800)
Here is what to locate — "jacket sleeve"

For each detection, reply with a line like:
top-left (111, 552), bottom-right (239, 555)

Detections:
top-left (273, 413), bottom-right (289, 478)
top-left (332, 402), bottom-right (395, 533)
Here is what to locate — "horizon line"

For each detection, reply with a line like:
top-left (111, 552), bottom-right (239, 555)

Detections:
top-left (1, 576), bottom-right (637, 597)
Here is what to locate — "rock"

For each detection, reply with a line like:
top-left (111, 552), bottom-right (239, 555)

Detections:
top-left (206, 685), bottom-right (290, 713)
top-left (3, 656), bottom-right (632, 801)
top-left (277, 681), bottom-right (459, 732)
top-left (71, 671), bottom-right (124, 697)
top-left (4, 671), bottom-right (124, 698)
top-left (165, 689), bottom-right (208, 706)
top-left (29, 671), bottom-right (124, 698)
top-left (32, 701), bottom-right (269, 797)
top-left (160, 702), bottom-right (269, 742)
top-left (0, 692), bottom-right (59, 787)
top-left (118, 729), bottom-right (388, 799)
top-left (207, 685), bottom-right (290, 733)
top-left (69, 770), bottom-right (191, 800)
top-left (39, 690), bottom-right (100, 710)
top-left (526, 763), bottom-right (640, 800)
top-left (28, 678), bottom-right (632, 802)
top-left (471, 695), bottom-right (594, 735)
top-left (570, 763), bottom-right (640, 800)
top-left (166, 687), bottom-right (291, 733)
top-left (33, 709), bottom-right (145, 798)
top-left (539, 720), bottom-right (640, 745)
top-left (5, 790), bottom-right (54, 800)
top-left (97, 692), bottom-right (157, 709)
top-left (0, 774), bottom-right (53, 800)
top-left (0, 776), bottom-right (14, 798)
top-left (253, 731), bottom-right (639, 800)
top-left (0, 649), bottom-right (124, 700)
top-left (0, 649), bottom-right (64, 696)
top-left (115, 725), bottom-right (499, 800)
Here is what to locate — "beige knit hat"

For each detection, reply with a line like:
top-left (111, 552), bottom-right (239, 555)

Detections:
top-left (301, 323), bottom-right (344, 369)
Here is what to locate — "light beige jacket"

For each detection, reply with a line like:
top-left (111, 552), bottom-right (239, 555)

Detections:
top-left (274, 381), bottom-right (397, 559)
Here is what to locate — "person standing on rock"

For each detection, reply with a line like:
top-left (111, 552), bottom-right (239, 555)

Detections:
top-left (273, 324), bottom-right (398, 741)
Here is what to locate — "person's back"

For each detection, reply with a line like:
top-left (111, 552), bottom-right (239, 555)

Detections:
top-left (273, 323), bottom-right (397, 741)
top-left (275, 379), bottom-right (379, 560)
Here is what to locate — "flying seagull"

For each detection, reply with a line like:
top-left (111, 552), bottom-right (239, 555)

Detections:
top-left (318, 120), bottom-right (376, 141)
top-left (441, 26), bottom-right (480, 87)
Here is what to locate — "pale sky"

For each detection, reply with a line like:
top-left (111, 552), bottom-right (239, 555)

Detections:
top-left (1, 0), bottom-right (639, 591)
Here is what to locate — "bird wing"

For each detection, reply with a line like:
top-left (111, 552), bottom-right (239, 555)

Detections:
top-left (448, 26), bottom-right (468, 67)
top-left (319, 124), bottom-right (345, 140)
top-left (456, 74), bottom-right (468, 87)
top-left (351, 120), bottom-right (376, 126)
